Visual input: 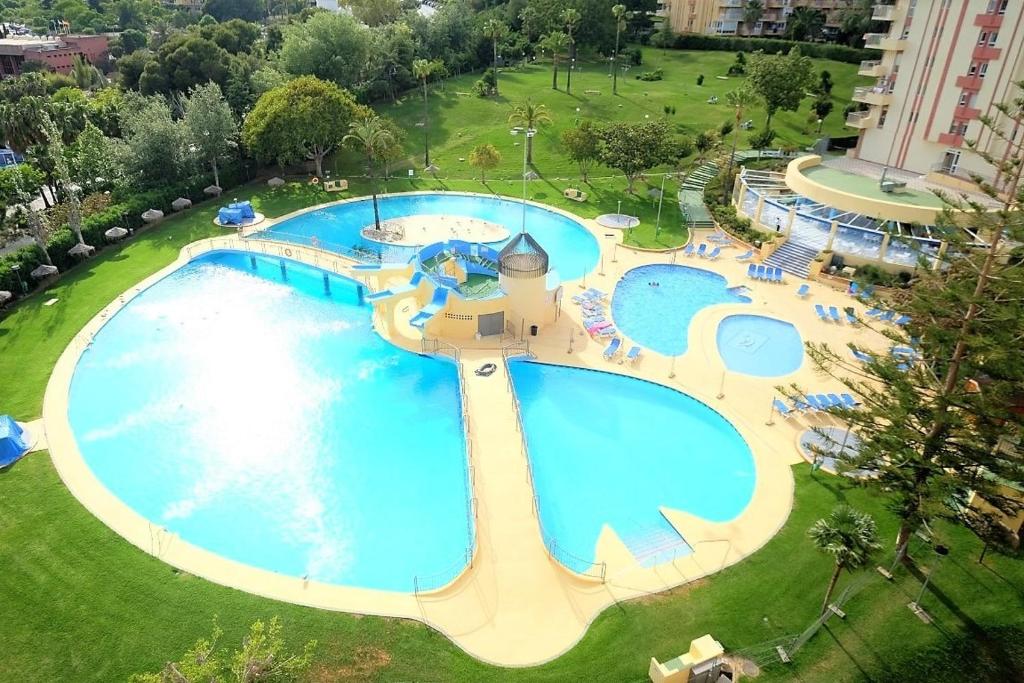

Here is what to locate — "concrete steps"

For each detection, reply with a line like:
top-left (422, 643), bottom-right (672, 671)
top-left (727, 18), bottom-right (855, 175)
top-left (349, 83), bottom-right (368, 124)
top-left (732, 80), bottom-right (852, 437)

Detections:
top-left (763, 240), bottom-right (819, 279)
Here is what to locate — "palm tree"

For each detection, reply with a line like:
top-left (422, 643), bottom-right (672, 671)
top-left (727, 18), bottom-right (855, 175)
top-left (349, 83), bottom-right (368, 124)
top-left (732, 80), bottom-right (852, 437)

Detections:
top-left (468, 143), bottom-right (501, 182)
top-left (483, 19), bottom-right (507, 97)
top-left (562, 8), bottom-right (581, 94)
top-left (808, 505), bottom-right (881, 615)
top-left (412, 58), bottom-right (442, 166)
top-left (611, 4), bottom-right (628, 95)
top-left (742, 1), bottom-right (764, 36)
top-left (343, 114), bottom-right (394, 233)
top-left (507, 99), bottom-right (553, 165)
top-left (722, 86), bottom-right (757, 202)
top-left (786, 6), bottom-right (826, 41)
top-left (540, 31), bottom-right (570, 91)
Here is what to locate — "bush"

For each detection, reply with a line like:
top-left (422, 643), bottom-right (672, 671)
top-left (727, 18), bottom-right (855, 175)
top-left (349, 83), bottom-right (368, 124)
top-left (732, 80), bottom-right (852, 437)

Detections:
top-left (628, 47), bottom-right (642, 66)
top-left (703, 165), bottom-right (772, 244)
top-left (638, 68), bottom-right (664, 81)
top-left (696, 74), bottom-right (704, 86)
top-left (667, 34), bottom-right (873, 65)
top-left (854, 263), bottom-right (912, 288)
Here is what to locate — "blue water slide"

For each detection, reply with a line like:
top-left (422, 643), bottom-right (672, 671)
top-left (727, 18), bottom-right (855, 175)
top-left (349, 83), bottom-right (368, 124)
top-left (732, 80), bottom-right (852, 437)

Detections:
top-left (364, 271), bottom-right (425, 303)
top-left (409, 286), bottom-right (451, 329)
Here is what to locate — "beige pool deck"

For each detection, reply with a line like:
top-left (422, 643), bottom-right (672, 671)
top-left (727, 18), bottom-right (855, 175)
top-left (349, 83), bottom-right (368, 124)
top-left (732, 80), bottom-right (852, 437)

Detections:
top-left (42, 192), bottom-right (895, 666)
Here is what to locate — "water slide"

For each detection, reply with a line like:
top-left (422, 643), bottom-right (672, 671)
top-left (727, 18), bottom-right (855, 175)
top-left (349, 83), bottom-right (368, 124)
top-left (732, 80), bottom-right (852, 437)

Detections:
top-left (409, 286), bottom-right (451, 330)
top-left (363, 271), bottom-right (425, 303)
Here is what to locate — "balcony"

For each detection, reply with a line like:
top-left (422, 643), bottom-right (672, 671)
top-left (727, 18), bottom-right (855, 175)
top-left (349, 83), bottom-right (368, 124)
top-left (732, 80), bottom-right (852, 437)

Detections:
top-left (954, 105), bottom-right (982, 120)
top-left (858, 59), bottom-right (887, 77)
top-left (852, 85), bottom-right (893, 106)
top-left (972, 45), bottom-right (1001, 61)
top-left (864, 33), bottom-right (907, 50)
top-left (955, 74), bottom-right (984, 91)
top-left (937, 132), bottom-right (964, 147)
top-left (846, 110), bottom-right (877, 129)
top-left (974, 12), bottom-right (1003, 29)
top-left (872, 4), bottom-right (897, 21)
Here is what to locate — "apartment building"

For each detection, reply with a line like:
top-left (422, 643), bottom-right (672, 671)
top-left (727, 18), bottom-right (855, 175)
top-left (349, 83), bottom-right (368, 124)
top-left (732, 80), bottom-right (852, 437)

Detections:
top-left (0, 33), bottom-right (108, 78)
top-left (845, 0), bottom-right (1023, 192)
top-left (657, 0), bottom-right (852, 37)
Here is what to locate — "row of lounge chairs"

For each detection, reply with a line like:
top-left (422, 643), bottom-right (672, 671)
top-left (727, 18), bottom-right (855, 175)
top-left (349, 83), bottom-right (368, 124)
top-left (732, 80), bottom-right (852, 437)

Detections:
top-left (747, 264), bottom-right (785, 283)
top-left (851, 345), bottom-right (920, 371)
top-left (773, 392), bottom-right (860, 418)
top-left (814, 304), bottom-right (858, 325)
top-left (865, 308), bottom-right (911, 326)
top-left (578, 290), bottom-right (617, 338)
top-left (602, 336), bottom-right (643, 364)
top-left (682, 243), bottom-right (722, 260)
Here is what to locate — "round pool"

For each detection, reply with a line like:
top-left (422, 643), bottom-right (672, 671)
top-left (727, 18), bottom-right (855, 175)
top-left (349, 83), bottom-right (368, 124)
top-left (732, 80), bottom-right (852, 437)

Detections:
top-left (716, 314), bottom-right (803, 377)
top-left (67, 251), bottom-right (472, 592)
top-left (611, 264), bottom-right (751, 356)
top-left (258, 192), bottom-right (600, 281)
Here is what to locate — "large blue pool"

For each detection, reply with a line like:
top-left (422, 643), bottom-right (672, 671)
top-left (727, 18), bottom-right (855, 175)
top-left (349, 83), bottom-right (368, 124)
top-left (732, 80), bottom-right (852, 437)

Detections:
top-left (257, 193), bottom-right (600, 281)
top-left (716, 314), bottom-right (804, 377)
top-left (68, 251), bottom-right (472, 592)
top-left (611, 264), bottom-right (751, 356)
top-left (508, 361), bottom-right (755, 572)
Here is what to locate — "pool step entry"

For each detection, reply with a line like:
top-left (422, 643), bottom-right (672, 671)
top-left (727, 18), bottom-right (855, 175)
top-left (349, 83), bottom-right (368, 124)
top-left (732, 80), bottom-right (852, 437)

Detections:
top-left (763, 240), bottom-right (819, 279)
top-left (619, 519), bottom-right (692, 569)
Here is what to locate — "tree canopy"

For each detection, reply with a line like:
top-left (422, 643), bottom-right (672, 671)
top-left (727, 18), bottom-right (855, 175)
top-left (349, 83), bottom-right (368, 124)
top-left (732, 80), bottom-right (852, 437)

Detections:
top-left (596, 118), bottom-right (675, 192)
top-left (747, 47), bottom-right (815, 127)
top-left (278, 12), bottom-right (370, 94)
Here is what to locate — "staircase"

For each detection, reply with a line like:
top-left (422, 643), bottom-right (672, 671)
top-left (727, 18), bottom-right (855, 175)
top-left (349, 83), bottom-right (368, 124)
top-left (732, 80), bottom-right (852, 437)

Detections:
top-left (680, 159), bottom-right (720, 191)
top-left (763, 240), bottom-right (819, 279)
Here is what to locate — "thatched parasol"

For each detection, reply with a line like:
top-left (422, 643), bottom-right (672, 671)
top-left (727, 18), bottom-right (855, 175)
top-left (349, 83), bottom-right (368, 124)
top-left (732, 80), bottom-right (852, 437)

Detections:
top-left (30, 264), bottom-right (59, 280)
top-left (104, 227), bottom-right (128, 241)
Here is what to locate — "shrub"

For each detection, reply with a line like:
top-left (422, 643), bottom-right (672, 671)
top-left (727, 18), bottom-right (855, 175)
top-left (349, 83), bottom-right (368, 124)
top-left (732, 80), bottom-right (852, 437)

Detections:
top-left (696, 74), bottom-right (704, 86)
top-left (628, 47), bottom-right (642, 65)
top-left (638, 68), bottom-right (664, 81)
top-left (667, 34), bottom-right (872, 65)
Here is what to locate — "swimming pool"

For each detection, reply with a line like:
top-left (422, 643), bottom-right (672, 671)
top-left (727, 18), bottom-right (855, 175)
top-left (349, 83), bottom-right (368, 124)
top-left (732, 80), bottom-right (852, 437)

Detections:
top-left (611, 264), bottom-right (751, 356)
top-left (508, 361), bottom-right (755, 572)
top-left (716, 314), bottom-right (804, 377)
top-left (257, 193), bottom-right (600, 281)
top-left (68, 251), bottom-right (472, 592)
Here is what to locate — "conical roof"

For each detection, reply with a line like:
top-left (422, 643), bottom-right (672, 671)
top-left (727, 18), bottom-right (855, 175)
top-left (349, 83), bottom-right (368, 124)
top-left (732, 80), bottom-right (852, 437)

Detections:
top-left (498, 232), bottom-right (549, 279)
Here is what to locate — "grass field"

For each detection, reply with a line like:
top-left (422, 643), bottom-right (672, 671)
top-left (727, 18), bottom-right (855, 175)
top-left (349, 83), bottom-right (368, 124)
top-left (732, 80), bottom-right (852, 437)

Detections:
top-left (1, 48), bottom-right (1022, 683)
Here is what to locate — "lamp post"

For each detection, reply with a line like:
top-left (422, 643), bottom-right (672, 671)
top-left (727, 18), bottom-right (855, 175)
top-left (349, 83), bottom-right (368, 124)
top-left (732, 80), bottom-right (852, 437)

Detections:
top-left (910, 544), bottom-right (949, 620)
top-left (817, 118), bottom-right (824, 134)
top-left (516, 128), bottom-right (537, 234)
top-left (669, 354), bottom-right (677, 379)
top-left (10, 263), bottom-right (25, 294)
top-left (654, 173), bottom-right (667, 238)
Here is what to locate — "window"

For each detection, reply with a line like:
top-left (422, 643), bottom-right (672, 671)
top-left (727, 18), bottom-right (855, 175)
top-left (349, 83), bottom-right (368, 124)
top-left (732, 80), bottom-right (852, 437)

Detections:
top-left (959, 92), bottom-right (969, 106)
top-left (979, 62), bottom-right (989, 78)
top-left (978, 31), bottom-right (988, 45)
top-left (968, 63), bottom-right (978, 76)
top-left (998, 0), bottom-right (1008, 14)
top-left (988, 32), bottom-right (998, 46)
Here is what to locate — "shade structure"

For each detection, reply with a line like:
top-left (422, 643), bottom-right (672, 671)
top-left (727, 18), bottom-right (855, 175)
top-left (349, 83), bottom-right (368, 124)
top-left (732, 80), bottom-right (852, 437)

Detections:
top-left (141, 209), bottom-right (164, 223)
top-left (68, 242), bottom-right (95, 258)
top-left (171, 197), bottom-right (192, 211)
top-left (203, 184), bottom-right (223, 196)
top-left (267, 177), bottom-right (285, 187)
top-left (0, 415), bottom-right (29, 467)
top-left (595, 213), bottom-right (641, 230)
top-left (498, 232), bottom-right (549, 279)
top-left (104, 226), bottom-right (128, 241)
top-left (0, 291), bottom-right (12, 305)
top-left (216, 200), bottom-right (256, 226)
top-left (30, 264), bottom-right (58, 279)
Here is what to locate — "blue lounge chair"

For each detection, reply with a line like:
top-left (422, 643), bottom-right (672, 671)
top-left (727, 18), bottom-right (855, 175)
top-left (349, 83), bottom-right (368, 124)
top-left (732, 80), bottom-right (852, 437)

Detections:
top-left (624, 345), bottom-right (642, 365)
top-left (792, 397), bottom-right (812, 412)
top-left (845, 309), bottom-right (858, 325)
top-left (796, 284), bottom-right (810, 298)
top-left (828, 306), bottom-right (842, 323)
top-left (841, 393), bottom-right (860, 409)
top-left (707, 246), bottom-right (722, 260)
top-left (804, 395), bottom-right (823, 410)
top-left (894, 315), bottom-right (911, 326)
top-left (816, 393), bottom-right (838, 409)
top-left (756, 265), bottom-right (767, 280)
top-left (772, 399), bottom-right (795, 419)
top-left (773, 267), bottom-right (784, 283)
top-left (859, 285), bottom-right (875, 301)
top-left (683, 243), bottom-right (695, 257)
top-left (851, 348), bottom-right (873, 363)
top-left (866, 308), bottom-right (883, 317)
top-left (849, 282), bottom-right (860, 297)
top-left (747, 263), bottom-right (758, 279)
top-left (603, 337), bottom-right (622, 360)
top-left (695, 243), bottom-right (708, 258)
top-left (877, 310), bottom-right (895, 323)
top-left (736, 250), bottom-right (754, 261)
top-left (814, 304), bottom-right (829, 321)
top-left (827, 393), bottom-right (843, 408)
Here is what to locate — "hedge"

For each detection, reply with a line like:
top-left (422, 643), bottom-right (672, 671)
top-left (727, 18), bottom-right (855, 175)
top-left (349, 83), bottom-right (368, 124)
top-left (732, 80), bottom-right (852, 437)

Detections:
top-left (0, 162), bottom-right (251, 303)
top-left (668, 35), bottom-right (873, 65)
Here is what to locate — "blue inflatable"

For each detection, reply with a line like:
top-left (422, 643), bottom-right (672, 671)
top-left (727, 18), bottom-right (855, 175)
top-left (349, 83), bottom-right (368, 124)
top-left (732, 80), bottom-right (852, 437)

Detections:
top-left (0, 415), bottom-right (29, 467)
top-left (217, 201), bottom-right (256, 226)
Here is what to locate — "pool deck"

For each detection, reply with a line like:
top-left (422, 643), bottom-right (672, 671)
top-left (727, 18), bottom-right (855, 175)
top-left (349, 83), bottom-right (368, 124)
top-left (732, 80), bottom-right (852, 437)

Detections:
top-left (41, 192), bottom-right (897, 667)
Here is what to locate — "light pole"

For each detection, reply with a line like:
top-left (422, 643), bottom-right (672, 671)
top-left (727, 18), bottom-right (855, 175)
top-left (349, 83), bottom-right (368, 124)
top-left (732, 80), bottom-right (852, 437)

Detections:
top-left (516, 128), bottom-right (537, 234)
top-left (817, 118), bottom-right (824, 134)
top-left (10, 263), bottom-right (26, 294)
top-left (910, 544), bottom-right (949, 620)
top-left (654, 173), bottom-right (667, 238)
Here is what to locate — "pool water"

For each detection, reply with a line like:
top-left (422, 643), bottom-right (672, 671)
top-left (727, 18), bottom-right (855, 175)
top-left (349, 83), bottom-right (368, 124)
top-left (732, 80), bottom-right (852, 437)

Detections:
top-left (68, 251), bottom-right (472, 592)
top-left (259, 193), bottom-right (600, 281)
top-left (508, 361), bottom-right (755, 572)
top-left (716, 314), bottom-right (804, 377)
top-left (611, 264), bottom-right (751, 356)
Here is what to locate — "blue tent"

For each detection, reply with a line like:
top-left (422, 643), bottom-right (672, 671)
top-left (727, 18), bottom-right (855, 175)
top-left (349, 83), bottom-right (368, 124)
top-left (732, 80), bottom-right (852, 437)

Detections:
top-left (217, 201), bottom-right (256, 226)
top-left (0, 415), bottom-right (28, 467)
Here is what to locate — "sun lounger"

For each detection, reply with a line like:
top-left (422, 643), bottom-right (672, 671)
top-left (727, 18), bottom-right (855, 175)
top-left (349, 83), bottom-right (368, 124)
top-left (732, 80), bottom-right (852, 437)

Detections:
top-left (840, 393), bottom-right (860, 409)
top-left (877, 310), bottom-right (895, 322)
top-left (792, 397), bottom-right (812, 412)
top-left (796, 284), bottom-right (810, 298)
top-left (624, 345), bottom-right (642, 365)
top-left (866, 308), bottom-right (883, 317)
top-left (772, 267), bottom-right (784, 283)
top-left (827, 393), bottom-right (843, 408)
top-left (695, 243), bottom-right (707, 258)
top-left (595, 326), bottom-right (617, 337)
top-left (804, 395), bottom-right (823, 411)
top-left (773, 398), bottom-right (795, 418)
top-left (584, 287), bottom-right (608, 300)
top-left (816, 393), bottom-right (838, 409)
top-left (859, 285), bottom-right (875, 301)
top-left (851, 348), bottom-right (873, 363)
top-left (849, 282), bottom-right (861, 297)
top-left (683, 243), bottom-right (695, 257)
top-left (814, 304), bottom-right (829, 321)
top-left (747, 264), bottom-right (758, 279)
top-left (893, 315), bottom-right (911, 326)
top-left (736, 250), bottom-right (754, 261)
top-left (845, 308), bottom-right (858, 325)
top-left (707, 246), bottom-right (721, 260)
top-left (603, 337), bottom-right (622, 360)
top-left (756, 265), bottom-right (767, 280)
top-left (828, 306), bottom-right (842, 323)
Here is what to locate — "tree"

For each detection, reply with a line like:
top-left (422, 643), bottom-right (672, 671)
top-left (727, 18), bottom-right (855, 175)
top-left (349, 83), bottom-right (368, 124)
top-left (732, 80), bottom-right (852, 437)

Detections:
top-left (747, 47), bottom-right (814, 128)
top-left (808, 506), bottom-right (881, 615)
top-left (130, 617), bottom-right (316, 683)
top-left (611, 4), bottom-right (627, 95)
top-left (482, 19), bottom-right (507, 97)
top-left (786, 6), bottom-right (826, 41)
top-left (803, 90), bottom-right (1024, 561)
top-left (722, 86), bottom-right (757, 201)
top-left (469, 143), bottom-right (501, 182)
top-left (837, 0), bottom-right (875, 46)
top-left (412, 58), bottom-right (442, 166)
top-left (560, 119), bottom-right (600, 182)
top-left (694, 129), bottom-right (719, 164)
top-left (507, 99), bottom-right (552, 165)
top-left (68, 122), bottom-right (117, 192)
top-left (597, 118), bottom-right (675, 192)
top-left (140, 36), bottom-right (232, 95)
top-left (742, 0), bottom-right (764, 35)
top-left (538, 31), bottom-right (569, 91)
top-left (243, 76), bottom-right (361, 179)
top-left (118, 28), bottom-right (147, 55)
top-left (202, 0), bottom-right (263, 22)
top-left (70, 56), bottom-right (104, 90)
top-left (0, 164), bottom-right (55, 267)
top-left (278, 12), bottom-right (370, 92)
top-left (40, 114), bottom-right (88, 248)
top-left (116, 50), bottom-right (151, 90)
top-left (348, 0), bottom-right (403, 26)
top-left (343, 113), bottom-right (394, 231)
top-left (812, 94), bottom-right (834, 121)
top-left (819, 69), bottom-right (834, 95)
top-left (749, 127), bottom-right (776, 151)
top-left (562, 7), bottom-right (581, 94)
top-left (116, 93), bottom-right (193, 189)
top-left (183, 82), bottom-right (237, 189)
